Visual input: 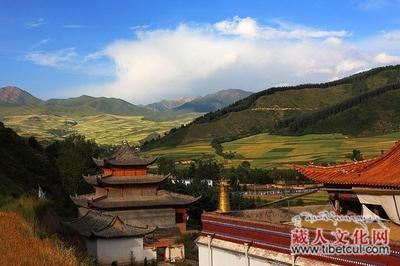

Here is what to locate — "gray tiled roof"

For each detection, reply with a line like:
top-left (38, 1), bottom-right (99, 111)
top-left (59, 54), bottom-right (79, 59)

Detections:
top-left (65, 210), bottom-right (155, 238)
top-left (93, 142), bottom-right (156, 167)
top-left (83, 174), bottom-right (169, 185)
top-left (71, 190), bottom-right (200, 210)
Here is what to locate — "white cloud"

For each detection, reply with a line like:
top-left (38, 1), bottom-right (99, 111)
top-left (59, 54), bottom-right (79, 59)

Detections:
top-left (26, 18), bottom-right (47, 28)
top-left (25, 48), bottom-right (114, 76)
top-left (25, 16), bottom-right (400, 103)
top-left (26, 48), bottom-right (78, 67)
top-left (213, 16), bottom-right (349, 40)
top-left (375, 52), bottom-right (400, 64)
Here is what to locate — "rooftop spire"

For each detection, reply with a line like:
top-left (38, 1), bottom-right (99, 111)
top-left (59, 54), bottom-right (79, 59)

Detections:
top-left (218, 179), bottom-right (231, 213)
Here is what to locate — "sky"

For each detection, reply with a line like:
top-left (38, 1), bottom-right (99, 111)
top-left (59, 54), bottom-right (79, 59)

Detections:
top-left (1, 0), bottom-right (400, 104)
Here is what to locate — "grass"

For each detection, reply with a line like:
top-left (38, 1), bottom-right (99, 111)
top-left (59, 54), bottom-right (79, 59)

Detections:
top-left (145, 132), bottom-right (400, 168)
top-left (1, 113), bottom-right (199, 145)
top-left (146, 140), bottom-right (216, 161)
top-left (0, 212), bottom-right (79, 266)
top-left (0, 196), bottom-right (82, 266)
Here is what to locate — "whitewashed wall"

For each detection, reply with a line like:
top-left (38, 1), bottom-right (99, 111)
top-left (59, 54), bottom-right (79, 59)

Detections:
top-left (96, 237), bottom-right (144, 265)
top-left (198, 244), bottom-right (276, 266)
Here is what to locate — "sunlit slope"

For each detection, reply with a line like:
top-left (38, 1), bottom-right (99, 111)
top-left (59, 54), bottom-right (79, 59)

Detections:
top-left (146, 65), bottom-right (400, 148)
top-left (145, 132), bottom-right (400, 168)
top-left (2, 113), bottom-right (198, 145)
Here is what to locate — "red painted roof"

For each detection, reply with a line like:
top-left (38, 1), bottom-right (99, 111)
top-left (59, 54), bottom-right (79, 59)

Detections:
top-left (294, 141), bottom-right (400, 188)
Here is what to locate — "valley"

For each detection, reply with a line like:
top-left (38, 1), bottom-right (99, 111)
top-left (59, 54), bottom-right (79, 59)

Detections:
top-left (2, 113), bottom-right (199, 145)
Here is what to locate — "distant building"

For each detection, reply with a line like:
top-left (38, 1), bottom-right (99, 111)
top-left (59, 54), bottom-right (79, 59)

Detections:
top-left (170, 177), bottom-right (215, 187)
top-left (70, 142), bottom-right (199, 264)
top-left (196, 150), bottom-right (400, 266)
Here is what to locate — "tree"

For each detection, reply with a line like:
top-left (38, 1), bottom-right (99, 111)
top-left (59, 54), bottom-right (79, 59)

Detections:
top-left (350, 149), bottom-right (363, 161)
top-left (157, 157), bottom-right (176, 175)
top-left (55, 134), bottom-right (100, 195)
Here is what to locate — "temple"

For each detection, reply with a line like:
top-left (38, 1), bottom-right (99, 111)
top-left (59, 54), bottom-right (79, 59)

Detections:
top-left (196, 143), bottom-right (400, 266)
top-left (70, 141), bottom-right (199, 264)
top-left (294, 141), bottom-right (400, 225)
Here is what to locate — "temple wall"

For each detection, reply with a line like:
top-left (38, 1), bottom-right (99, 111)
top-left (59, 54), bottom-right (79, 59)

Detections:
top-left (104, 167), bottom-right (147, 176)
top-left (123, 186), bottom-right (157, 197)
top-left (96, 237), bottom-right (144, 265)
top-left (95, 187), bottom-right (107, 197)
top-left (106, 208), bottom-right (175, 227)
top-left (105, 185), bottom-right (157, 198)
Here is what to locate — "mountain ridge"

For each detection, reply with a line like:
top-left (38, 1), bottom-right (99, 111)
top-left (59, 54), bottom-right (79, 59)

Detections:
top-left (0, 86), bottom-right (43, 106)
top-left (174, 89), bottom-right (252, 112)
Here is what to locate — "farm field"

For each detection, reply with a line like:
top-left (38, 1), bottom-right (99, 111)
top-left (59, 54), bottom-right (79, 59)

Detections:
top-left (147, 132), bottom-right (400, 168)
top-left (245, 191), bottom-right (331, 206)
top-left (1, 113), bottom-right (198, 145)
top-left (222, 132), bottom-right (400, 167)
top-left (146, 140), bottom-right (215, 162)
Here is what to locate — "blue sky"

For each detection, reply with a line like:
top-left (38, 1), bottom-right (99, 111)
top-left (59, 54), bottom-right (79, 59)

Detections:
top-left (1, 0), bottom-right (400, 103)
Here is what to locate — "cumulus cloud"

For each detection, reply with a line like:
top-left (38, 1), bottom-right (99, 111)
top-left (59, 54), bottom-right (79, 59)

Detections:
top-left (375, 52), bottom-right (400, 64)
top-left (25, 16), bottom-right (400, 103)
top-left (214, 16), bottom-right (349, 39)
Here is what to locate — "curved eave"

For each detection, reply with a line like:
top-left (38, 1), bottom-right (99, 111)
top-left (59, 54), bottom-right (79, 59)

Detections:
top-left (70, 195), bottom-right (90, 208)
top-left (92, 157), bottom-right (105, 167)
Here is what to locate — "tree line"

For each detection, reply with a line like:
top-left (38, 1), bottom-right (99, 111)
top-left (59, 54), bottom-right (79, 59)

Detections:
top-left (273, 82), bottom-right (400, 135)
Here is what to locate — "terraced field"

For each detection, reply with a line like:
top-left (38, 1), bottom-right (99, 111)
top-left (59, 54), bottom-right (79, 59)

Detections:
top-left (222, 133), bottom-right (400, 167)
top-left (147, 132), bottom-right (400, 168)
top-left (1, 113), bottom-right (198, 145)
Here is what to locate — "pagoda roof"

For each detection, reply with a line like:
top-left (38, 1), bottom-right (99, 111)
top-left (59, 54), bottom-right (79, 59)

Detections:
top-left (83, 174), bottom-right (169, 185)
top-left (93, 142), bottom-right (156, 167)
top-left (294, 141), bottom-right (400, 189)
top-left (65, 210), bottom-right (155, 238)
top-left (71, 190), bottom-right (200, 210)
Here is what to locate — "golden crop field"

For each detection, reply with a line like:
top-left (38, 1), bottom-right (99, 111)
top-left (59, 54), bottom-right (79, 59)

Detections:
top-left (145, 132), bottom-right (400, 168)
top-left (222, 132), bottom-right (400, 167)
top-left (1, 113), bottom-right (198, 145)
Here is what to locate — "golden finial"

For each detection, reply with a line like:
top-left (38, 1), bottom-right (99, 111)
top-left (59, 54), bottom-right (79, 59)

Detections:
top-left (218, 179), bottom-right (231, 213)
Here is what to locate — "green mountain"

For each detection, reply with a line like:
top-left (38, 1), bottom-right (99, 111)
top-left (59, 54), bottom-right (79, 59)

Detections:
top-left (44, 95), bottom-right (156, 117)
top-left (0, 89), bottom-right (157, 118)
top-left (174, 89), bottom-right (252, 112)
top-left (146, 96), bottom-right (197, 112)
top-left (144, 65), bottom-right (400, 149)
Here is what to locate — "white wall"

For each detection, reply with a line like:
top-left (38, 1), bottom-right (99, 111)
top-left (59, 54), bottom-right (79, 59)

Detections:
top-left (198, 244), bottom-right (273, 266)
top-left (96, 237), bottom-right (144, 265)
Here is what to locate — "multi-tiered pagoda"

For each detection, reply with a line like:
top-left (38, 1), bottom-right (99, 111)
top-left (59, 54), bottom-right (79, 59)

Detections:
top-left (71, 141), bottom-right (199, 262)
